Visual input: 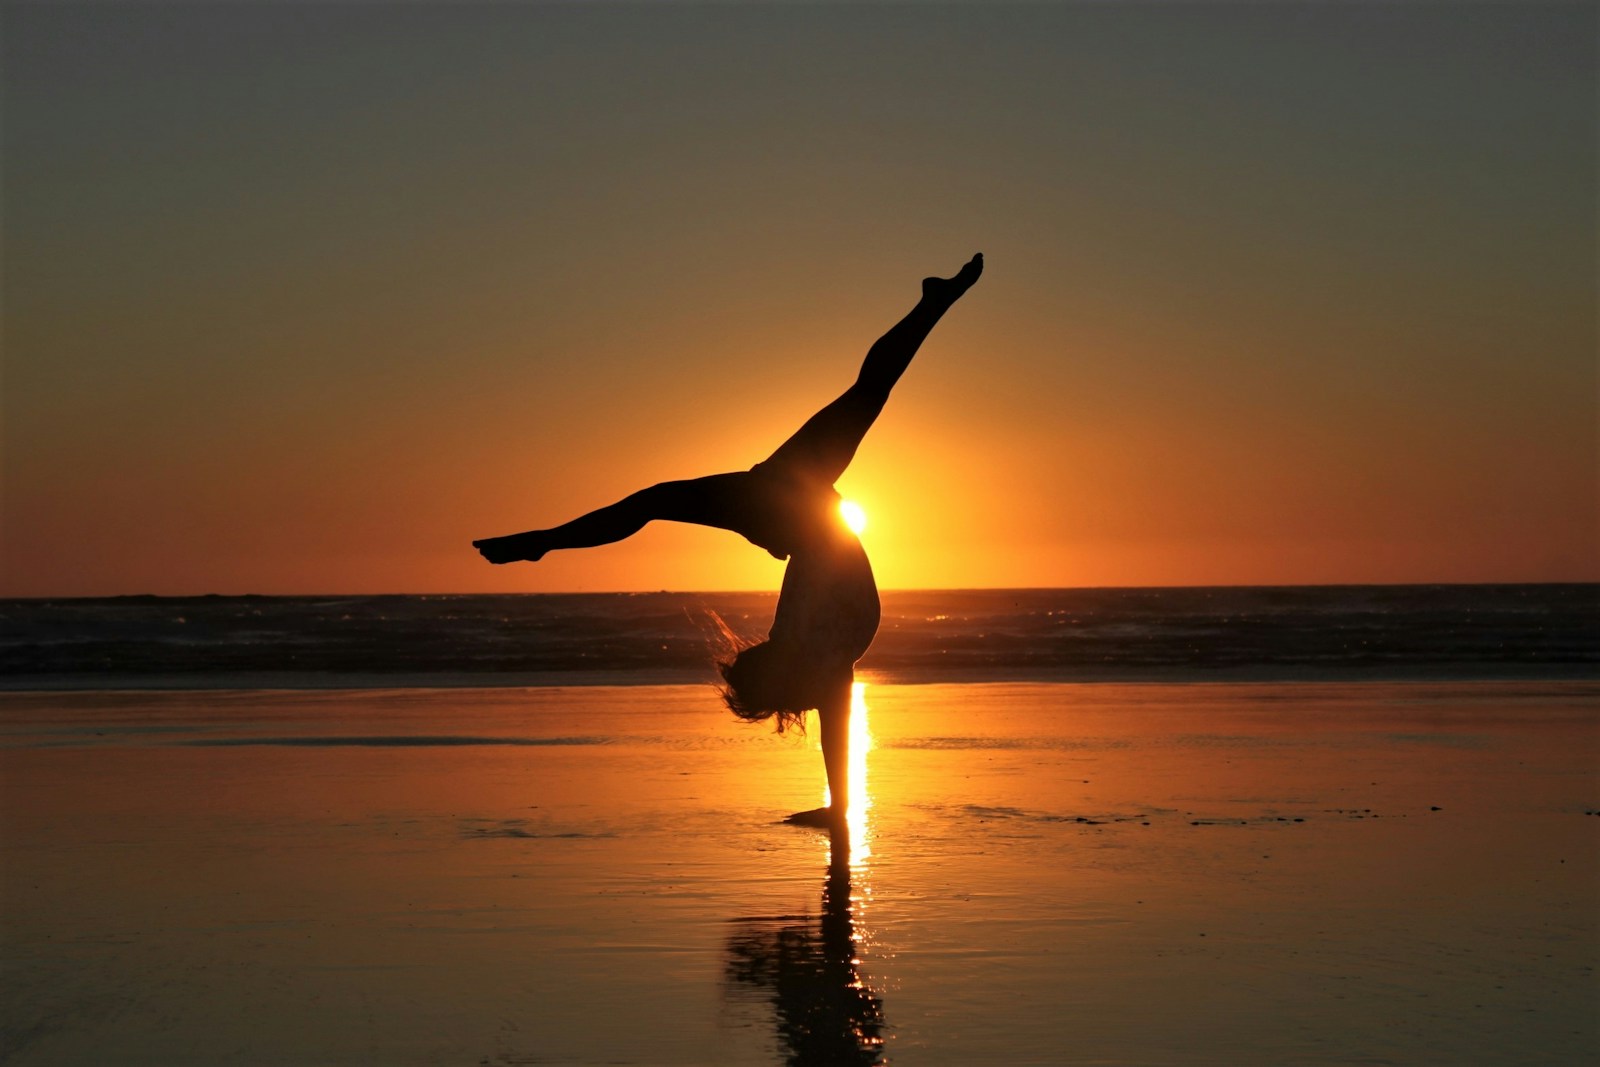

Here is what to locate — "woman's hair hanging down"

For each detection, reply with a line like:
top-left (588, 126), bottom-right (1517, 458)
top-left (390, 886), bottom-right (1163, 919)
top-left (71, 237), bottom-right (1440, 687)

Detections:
top-left (706, 610), bottom-right (810, 734)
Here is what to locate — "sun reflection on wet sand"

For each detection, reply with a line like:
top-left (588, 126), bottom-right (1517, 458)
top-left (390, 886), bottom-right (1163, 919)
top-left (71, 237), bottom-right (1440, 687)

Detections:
top-left (820, 681), bottom-right (873, 864)
top-left (733, 674), bottom-right (886, 1067)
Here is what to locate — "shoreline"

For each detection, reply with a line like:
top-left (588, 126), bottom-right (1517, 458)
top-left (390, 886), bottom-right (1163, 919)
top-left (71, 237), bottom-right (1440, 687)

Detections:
top-left (4, 663), bottom-right (1600, 693)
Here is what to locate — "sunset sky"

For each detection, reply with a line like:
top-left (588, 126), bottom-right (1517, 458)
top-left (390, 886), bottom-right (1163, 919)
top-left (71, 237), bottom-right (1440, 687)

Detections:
top-left (4, 2), bottom-right (1594, 596)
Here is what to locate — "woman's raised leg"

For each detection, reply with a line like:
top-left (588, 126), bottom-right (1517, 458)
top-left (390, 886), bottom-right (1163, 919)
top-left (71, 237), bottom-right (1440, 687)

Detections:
top-left (473, 472), bottom-right (754, 564)
top-left (758, 253), bottom-right (982, 486)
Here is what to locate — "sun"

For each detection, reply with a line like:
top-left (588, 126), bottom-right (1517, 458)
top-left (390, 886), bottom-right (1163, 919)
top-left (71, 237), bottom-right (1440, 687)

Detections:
top-left (838, 499), bottom-right (868, 535)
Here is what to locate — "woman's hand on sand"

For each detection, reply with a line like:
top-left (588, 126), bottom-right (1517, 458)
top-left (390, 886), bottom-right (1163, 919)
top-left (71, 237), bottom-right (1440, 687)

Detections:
top-left (783, 806), bottom-right (844, 829)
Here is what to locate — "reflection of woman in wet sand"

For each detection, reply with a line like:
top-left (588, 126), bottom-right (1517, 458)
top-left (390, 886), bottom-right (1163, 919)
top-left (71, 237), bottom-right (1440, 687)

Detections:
top-left (474, 254), bottom-right (983, 827)
top-left (726, 853), bottom-right (884, 1064)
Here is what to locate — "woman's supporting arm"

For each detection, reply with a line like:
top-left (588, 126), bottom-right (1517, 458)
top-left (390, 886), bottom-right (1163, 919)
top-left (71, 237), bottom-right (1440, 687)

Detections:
top-left (785, 677), bottom-right (854, 829)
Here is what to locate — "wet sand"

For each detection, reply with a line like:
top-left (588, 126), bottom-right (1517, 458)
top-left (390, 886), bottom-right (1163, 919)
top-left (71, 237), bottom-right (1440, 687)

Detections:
top-left (3, 681), bottom-right (1596, 1064)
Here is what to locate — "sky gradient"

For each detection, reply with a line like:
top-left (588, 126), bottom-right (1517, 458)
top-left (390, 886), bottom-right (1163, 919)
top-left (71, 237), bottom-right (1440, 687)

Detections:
top-left (4, 2), bottom-right (1595, 596)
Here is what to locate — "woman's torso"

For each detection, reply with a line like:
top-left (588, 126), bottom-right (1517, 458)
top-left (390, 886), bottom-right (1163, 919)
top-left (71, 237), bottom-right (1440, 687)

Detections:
top-left (735, 462), bottom-right (882, 665)
top-left (767, 514), bottom-right (880, 667)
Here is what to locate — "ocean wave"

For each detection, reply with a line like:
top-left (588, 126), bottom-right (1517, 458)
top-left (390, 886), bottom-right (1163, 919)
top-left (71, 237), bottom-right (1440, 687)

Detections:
top-left (4, 585), bottom-right (1595, 687)
top-left (177, 735), bottom-right (613, 747)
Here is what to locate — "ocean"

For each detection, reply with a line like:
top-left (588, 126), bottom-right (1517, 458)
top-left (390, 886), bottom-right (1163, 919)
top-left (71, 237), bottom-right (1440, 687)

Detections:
top-left (3, 584), bottom-right (1595, 688)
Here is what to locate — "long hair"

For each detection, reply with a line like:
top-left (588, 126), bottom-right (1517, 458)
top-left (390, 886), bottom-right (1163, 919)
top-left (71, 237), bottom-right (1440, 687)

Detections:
top-left (707, 611), bottom-right (810, 733)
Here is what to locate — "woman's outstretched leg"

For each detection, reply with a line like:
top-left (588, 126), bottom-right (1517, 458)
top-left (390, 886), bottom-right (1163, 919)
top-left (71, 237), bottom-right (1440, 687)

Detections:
top-left (474, 472), bottom-right (753, 564)
top-left (758, 253), bottom-right (982, 485)
top-left (475, 255), bottom-right (983, 565)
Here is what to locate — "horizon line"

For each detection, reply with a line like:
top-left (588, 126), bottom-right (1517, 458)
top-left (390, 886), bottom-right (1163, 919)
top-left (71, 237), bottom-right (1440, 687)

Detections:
top-left (4, 579), bottom-right (1598, 601)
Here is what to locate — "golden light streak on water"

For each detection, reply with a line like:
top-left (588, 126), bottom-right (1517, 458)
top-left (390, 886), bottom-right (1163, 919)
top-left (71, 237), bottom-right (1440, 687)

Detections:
top-left (821, 681), bottom-right (873, 864)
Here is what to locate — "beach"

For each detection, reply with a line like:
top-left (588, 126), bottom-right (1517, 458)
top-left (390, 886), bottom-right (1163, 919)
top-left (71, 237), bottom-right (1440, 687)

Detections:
top-left (3, 680), bottom-right (1595, 1065)
top-left (9, 2), bottom-right (1595, 1062)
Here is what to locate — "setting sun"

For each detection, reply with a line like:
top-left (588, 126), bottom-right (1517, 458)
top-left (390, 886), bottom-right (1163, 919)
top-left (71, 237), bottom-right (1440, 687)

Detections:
top-left (839, 500), bottom-right (868, 535)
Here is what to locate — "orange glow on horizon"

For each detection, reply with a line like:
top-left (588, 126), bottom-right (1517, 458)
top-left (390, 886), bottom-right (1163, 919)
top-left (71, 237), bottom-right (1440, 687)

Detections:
top-left (5, 8), bottom-right (1596, 599)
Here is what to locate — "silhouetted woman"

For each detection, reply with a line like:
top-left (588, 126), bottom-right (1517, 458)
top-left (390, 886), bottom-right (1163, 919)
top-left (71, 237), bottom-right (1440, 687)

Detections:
top-left (474, 254), bottom-right (983, 827)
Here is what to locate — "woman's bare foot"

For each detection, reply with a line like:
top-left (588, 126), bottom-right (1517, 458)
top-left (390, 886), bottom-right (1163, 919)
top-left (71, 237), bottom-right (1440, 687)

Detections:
top-left (473, 532), bottom-right (547, 564)
top-left (922, 252), bottom-right (983, 305)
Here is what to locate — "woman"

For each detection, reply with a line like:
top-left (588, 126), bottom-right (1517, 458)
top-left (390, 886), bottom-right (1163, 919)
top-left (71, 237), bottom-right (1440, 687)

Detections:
top-left (474, 253), bottom-right (983, 826)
